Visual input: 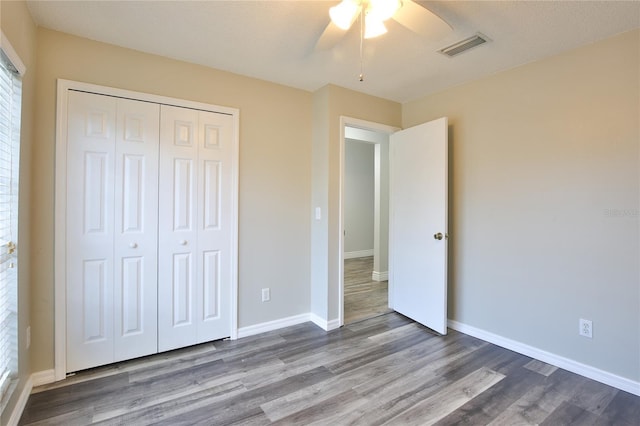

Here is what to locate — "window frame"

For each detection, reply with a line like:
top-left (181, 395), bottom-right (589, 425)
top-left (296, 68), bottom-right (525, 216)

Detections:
top-left (0, 30), bottom-right (26, 412)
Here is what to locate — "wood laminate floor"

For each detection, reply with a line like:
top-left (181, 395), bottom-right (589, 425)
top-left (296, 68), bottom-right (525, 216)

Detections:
top-left (20, 312), bottom-right (640, 425)
top-left (344, 256), bottom-right (391, 324)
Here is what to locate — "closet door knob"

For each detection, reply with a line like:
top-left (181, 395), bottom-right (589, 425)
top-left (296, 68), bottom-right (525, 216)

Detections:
top-left (179, 240), bottom-right (188, 246)
top-left (129, 242), bottom-right (138, 248)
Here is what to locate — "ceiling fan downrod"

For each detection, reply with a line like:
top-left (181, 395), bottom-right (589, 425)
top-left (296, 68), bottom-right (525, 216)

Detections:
top-left (360, 7), bottom-right (365, 82)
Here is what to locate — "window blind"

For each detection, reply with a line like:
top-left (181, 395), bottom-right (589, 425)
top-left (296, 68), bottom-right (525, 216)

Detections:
top-left (0, 48), bottom-right (21, 405)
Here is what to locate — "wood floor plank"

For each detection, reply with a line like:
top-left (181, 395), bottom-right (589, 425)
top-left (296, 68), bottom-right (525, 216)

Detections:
top-left (488, 384), bottom-right (569, 426)
top-left (19, 312), bottom-right (640, 425)
top-left (433, 341), bottom-right (514, 381)
top-left (90, 360), bottom-right (252, 422)
top-left (92, 379), bottom-right (247, 424)
top-left (489, 365), bottom-right (621, 426)
top-left (366, 322), bottom-right (433, 344)
top-left (127, 336), bottom-right (286, 383)
top-left (349, 345), bottom-right (491, 425)
top-left (433, 366), bottom-right (545, 425)
top-left (21, 409), bottom-right (94, 426)
top-left (599, 390), bottom-right (640, 426)
top-left (351, 345), bottom-right (532, 426)
top-left (344, 311), bottom-right (412, 332)
top-left (352, 334), bottom-right (486, 397)
top-left (524, 359), bottom-right (558, 377)
top-left (270, 389), bottom-right (369, 425)
top-left (344, 256), bottom-right (391, 324)
top-left (242, 314), bottom-right (422, 393)
top-left (325, 325), bottom-right (435, 375)
top-left (260, 331), bottom-right (437, 422)
top-left (382, 367), bottom-right (505, 426)
top-left (567, 376), bottom-right (619, 415)
top-left (152, 366), bottom-right (335, 425)
top-left (240, 334), bottom-right (376, 390)
top-left (19, 373), bottom-right (130, 424)
top-left (540, 401), bottom-right (604, 426)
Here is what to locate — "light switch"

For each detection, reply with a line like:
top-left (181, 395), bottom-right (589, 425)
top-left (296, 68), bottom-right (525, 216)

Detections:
top-left (315, 207), bottom-right (322, 220)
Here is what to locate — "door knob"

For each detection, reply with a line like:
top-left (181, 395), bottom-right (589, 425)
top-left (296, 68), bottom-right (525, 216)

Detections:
top-left (129, 242), bottom-right (138, 248)
top-left (179, 240), bottom-right (188, 246)
top-left (434, 232), bottom-right (443, 240)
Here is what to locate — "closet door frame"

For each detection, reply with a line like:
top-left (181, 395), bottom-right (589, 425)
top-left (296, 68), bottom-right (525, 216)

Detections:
top-left (54, 79), bottom-right (239, 381)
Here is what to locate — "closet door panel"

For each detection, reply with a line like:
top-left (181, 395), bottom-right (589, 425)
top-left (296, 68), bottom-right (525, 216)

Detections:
top-left (66, 91), bottom-right (117, 372)
top-left (158, 105), bottom-right (199, 352)
top-left (63, 85), bottom-right (236, 372)
top-left (113, 99), bottom-right (160, 362)
top-left (196, 111), bottom-right (233, 342)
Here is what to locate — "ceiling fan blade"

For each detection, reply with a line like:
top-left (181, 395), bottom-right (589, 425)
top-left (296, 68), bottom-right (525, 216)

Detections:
top-left (316, 20), bottom-right (348, 51)
top-left (393, 0), bottom-right (452, 40)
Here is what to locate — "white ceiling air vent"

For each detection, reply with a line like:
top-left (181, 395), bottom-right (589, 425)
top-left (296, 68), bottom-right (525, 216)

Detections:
top-left (438, 33), bottom-right (490, 57)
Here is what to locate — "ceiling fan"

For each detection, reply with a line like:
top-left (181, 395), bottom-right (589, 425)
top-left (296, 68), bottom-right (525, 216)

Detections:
top-left (316, 0), bottom-right (453, 51)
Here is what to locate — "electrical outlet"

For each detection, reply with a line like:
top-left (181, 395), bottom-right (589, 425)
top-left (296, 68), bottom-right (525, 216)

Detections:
top-left (26, 326), bottom-right (31, 349)
top-left (579, 318), bottom-right (592, 338)
top-left (261, 288), bottom-right (270, 302)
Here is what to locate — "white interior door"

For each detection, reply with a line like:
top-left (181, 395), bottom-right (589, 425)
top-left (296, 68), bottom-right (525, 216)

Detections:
top-left (66, 91), bottom-right (160, 371)
top-left (389, 117), bottom-right (448, 334)
top-left (158, 105), bottom-right (199, 351)
top-left (158, 106), bottom-right (233, 351)
top-left (195, 110), bottom-right (233, 343)
top-left (113, 99), bottom-right (160, 362)
top-left (58, 81), bottom-right (238, 377)
top-left (66, 91), bottom-right (117, 371)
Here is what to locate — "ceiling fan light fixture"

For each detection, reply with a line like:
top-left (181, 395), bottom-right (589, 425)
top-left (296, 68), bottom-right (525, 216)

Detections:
top-left (330, 0), bottom-right (360, 30)
top-left (364, 15), bottom-right (388, 38)
top-left (367, 0), bottom-right (401, 22)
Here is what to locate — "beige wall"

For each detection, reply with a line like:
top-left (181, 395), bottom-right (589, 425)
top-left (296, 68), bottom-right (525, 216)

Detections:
top-left (311, 86), bottom-right (330, 318)
top-left (312, 85), bottom-right (401, 322)
top-left (403, 29), bottom-right (640, 381)
top-left (0, 0), bottom-right (37, 423)
top-left (327, 86), bottom-right (400, 320)
top-left (32, 28), bottom-right (312, 372)
top-left (311, 85), bottom-right (401, 322)
top-left (344, 140), bottom-right (375, 253)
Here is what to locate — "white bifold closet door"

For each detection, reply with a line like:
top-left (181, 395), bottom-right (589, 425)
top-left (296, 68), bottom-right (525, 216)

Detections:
top-left (157, 105), bottom-right (233, 352)
top-left (66, 91), bottom-right (159, 372)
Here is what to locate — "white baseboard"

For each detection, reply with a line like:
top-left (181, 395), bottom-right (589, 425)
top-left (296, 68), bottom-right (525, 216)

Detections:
top-left (344, 249), bottom-right (374, 259)
top-left (238, 312), bottom-right (343, 338)
top-left (6, 376), bottom-right (33, 426)
top-left (237, 313), bottom-right (310, 339)
top-left (309, 313), bottom-right (341, 331)
top-left (448, 319), bottom-right (640, 397)
top-left (327, 319), bottom-right (341, 330)
top-left (372, 271), bottom-right (388, 281)
top-left (31, 369), bottom-right (56, 387)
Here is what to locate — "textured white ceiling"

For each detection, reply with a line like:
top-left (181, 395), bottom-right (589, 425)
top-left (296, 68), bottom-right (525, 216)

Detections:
top-left (26, 1), bottom-right (640, 103)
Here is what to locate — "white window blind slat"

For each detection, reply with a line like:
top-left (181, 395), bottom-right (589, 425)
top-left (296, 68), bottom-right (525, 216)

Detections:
top-left (0, 46), bottom-right (21, 408)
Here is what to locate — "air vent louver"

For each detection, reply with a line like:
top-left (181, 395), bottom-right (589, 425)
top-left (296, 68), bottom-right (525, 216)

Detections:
top-left (439, 33), bottom-right (489, 57)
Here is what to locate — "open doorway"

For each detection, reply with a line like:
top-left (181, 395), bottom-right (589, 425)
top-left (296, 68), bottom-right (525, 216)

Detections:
top-left (342, 124), bottom-right (392, 324)
top-left (338, 116), bottom-right (449, 333)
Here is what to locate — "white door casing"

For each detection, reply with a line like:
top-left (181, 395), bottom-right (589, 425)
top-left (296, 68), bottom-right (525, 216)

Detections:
top-left (389, 117), bottom-right (448, 335)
